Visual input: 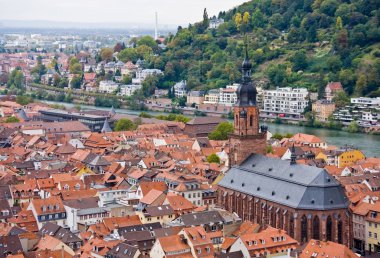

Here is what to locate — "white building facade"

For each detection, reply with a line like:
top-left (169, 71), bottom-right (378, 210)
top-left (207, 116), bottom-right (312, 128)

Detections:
top-left (263, 87), bottom-right (309, 117)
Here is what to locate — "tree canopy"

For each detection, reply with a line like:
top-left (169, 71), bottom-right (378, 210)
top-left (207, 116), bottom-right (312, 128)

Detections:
top-left (208, 122), bottom-right (234, 140)
top-left (114, 118), bottom-right (137, 131)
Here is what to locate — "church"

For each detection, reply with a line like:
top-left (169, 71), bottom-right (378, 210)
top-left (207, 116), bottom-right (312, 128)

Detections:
top-left (217, 47), bottom-right (352, 247)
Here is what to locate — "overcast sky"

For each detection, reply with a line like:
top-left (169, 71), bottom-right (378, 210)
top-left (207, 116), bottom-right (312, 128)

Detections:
top-left (0, 0), bottom-right (247, 26)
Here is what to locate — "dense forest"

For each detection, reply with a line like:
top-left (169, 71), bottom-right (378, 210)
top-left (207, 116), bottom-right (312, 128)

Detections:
top-left (140, 0), bottom-right (380, 98)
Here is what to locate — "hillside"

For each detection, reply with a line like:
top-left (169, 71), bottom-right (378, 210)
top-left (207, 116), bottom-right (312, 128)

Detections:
top-left (144, 0), bottom-right (380, 98)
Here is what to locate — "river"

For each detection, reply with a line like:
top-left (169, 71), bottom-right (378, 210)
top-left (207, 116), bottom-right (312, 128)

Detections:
top-left (41, 100), bottom-right (380, 157)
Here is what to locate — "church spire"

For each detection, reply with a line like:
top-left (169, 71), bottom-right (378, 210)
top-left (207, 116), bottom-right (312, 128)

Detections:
top-left (235, 40), bottom-right (257, 107)
top-left (101, 118), bottom-right (112, 133)
top-left (242, 41), bottom-right (252, 82)
top-left (229, 41), bottom-right (266, 167)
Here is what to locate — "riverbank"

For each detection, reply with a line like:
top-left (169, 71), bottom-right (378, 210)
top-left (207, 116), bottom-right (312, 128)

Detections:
top-left (40, 100), bottom-right (380, 157)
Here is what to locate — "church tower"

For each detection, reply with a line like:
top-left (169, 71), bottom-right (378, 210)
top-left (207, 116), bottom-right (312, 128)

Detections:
top-left (229, 44), bottom-right (267, 167)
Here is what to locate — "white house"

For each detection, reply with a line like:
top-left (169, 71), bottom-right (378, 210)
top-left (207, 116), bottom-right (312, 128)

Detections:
top-left (119, 84), bottom-right (142, 96)
top-left (99, 80), bottom-right (119, 94)
top-left (173, 80), bottom-right (188, 98)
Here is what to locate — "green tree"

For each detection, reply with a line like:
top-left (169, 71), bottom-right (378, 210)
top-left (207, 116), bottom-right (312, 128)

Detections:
top-left (207, 153), bottom-right (220, 164)
top-left (7, 68), bottom-right (24, 89)
top-left (354, 74), bottom-right (367, 96)
top-left (336, 16), bottom-right (343, 30)
top-left (100, 48), bottom-right (114, 62)
top-left (326, 56), bottom-right (342, 72)
top-left (320, 0), bottom-right (339, 16)
top-left (267, 64), bottom-right (287, 86)
top-left (208, 122), bottom-right (233, 140)
top-left (136, 45), bottom-right (153, 60)
top-left (203, 8), bottom-right (209, 29)
top-left (118, 48), bottom-right (138, 63)
top-left (70, 63), bottom-right (82, 74)
top-left (290, 50), bottom-right (308, 71)
top-left (241, 12), bottom-right (251, 32)
top-left (174, 114), bottom-right (190, 123)
top-left (252, 8), bottom-right (265, 28)
top-left (70, 76), bottom-right (82, 89)
top-left (332, 91), bottom-right (350, 108)
top-left (346, 121), bottom-right (360, 133)
top-left (122, 74), bottom-right (132, 84)
top-left (16, 95), bottom-right (33, 105)
top-left (234, 13), bottom-right (242, 31)
top-left (270, 13), bottom-right (284, 30)
top-left (141, 75), bottom-right (160, 97)
top-left (114, 118), bottom-right (136, 131)
top-left (137, 36), bottom-right (157, 50)
top-left (139, 112), bottom-right (153, 118)
top-left (5, 116), bottom-right (20, 123)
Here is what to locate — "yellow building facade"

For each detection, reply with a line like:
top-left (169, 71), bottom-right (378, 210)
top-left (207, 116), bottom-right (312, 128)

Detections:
top-left (316, 149), bottom-right (365, 168)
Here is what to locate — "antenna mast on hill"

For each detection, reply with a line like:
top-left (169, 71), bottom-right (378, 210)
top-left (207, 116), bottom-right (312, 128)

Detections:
top-left (155, 12), bottom-right (158, 40)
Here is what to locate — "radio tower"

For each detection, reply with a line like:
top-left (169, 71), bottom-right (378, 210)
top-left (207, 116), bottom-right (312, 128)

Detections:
top-left (154, 12), bottom-right (158, 40)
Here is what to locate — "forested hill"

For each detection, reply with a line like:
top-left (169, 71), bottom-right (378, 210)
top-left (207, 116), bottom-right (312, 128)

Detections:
top-left (146, 0), bottom-right (380, 98)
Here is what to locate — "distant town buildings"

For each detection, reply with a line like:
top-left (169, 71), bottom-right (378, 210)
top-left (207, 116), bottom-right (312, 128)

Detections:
top-left (312, 100), bottom-right (336, 122)
top-left (99, 80), bottom-right (118, 94)
top-left (203, 84), bottom-right (239, 106)
top-left (119, 84), bottom-right (142, 97)
top-left (262, 87), bottom-right (309, 117)
top-left (187, 90), bottom-right (205, 105)
top-left (325, 81), bottom-right (344, 101)
top-left (333, 96), bottom-right (380, 127)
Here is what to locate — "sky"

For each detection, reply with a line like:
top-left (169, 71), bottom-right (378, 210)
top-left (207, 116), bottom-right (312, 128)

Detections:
top-left (0, 0), bottom-right (247, 27)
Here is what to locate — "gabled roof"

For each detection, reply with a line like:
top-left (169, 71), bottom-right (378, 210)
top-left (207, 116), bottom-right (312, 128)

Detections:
top-left (300, 239), bottom-right (356, 258)
top-left (218, 154), bottom-right (349, 210)
top-left (180, 211), bottom-right (223, 227)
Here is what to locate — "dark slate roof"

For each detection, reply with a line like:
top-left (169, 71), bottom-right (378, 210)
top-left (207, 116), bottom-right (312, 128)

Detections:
top-left (109, 106), bottom-right (116, 117)
top-left (101, 118), bottom-right (112, 133)
top-left (145, 205), bottom-right (174, 217)
top-left (63, 197), bottom-right (99, 209)
top-left (107, 243), bottom-right (139, 258)
top-left (117, 222), bottom-right (162, 237)
top-left (180, 211), bottom-right (224, 227)
top-left (218, 154), bottom-right (349, 211)
top-left (39, 222), bottom-right (82, 244)
top-left (8, 226), bottom-right (27, 236)
top-left (18, 109), bottom-right (30, 121)
top-left (0, 235), bottom-right (23, 256)
top-left (89, 155), bottom-right (111, 166)
top-left (40, 222), bottom-right (60, 236)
